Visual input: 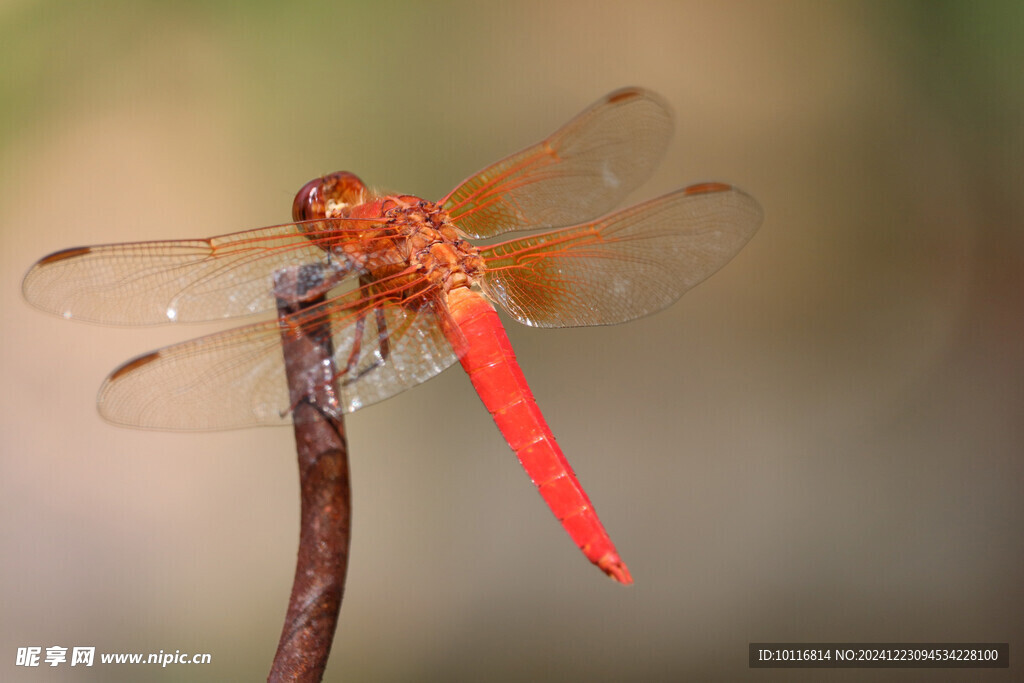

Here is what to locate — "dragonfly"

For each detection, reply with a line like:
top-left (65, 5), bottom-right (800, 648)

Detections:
top-left (23, 87), bottom-right (762, 584)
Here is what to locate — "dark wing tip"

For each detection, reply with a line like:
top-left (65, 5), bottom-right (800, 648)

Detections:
top-left (683, 181), bottom-right (734, 196)
top-left (36, 246), bottom-right (93, 266)
top-left (107, 350), bottom-right (161, 382)
top-left (606, 87), bottom-right (646, 104)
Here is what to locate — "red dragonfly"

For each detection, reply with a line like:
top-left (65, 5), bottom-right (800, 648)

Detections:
top-left (23, 88), bottom-right (761, 584)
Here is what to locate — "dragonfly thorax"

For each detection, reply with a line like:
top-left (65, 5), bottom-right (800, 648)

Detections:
top-left (380, 196), bottom-right (484, 294)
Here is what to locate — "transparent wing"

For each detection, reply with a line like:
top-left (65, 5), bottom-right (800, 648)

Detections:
top-left (479, 183), bottom-right (763, 327)
top-left (21, 217), bottom-right (392, 325)
top-left (97, 288), bottom-right (458, 430)
top-left (441, 87), bottom-right (673, 238)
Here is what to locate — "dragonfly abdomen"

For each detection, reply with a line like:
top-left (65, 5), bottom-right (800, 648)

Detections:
top-left (444, 285), bottom-right (632, 584)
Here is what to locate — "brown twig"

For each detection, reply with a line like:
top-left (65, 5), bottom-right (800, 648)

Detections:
top-left (268, 265), bottom-right (351, 682)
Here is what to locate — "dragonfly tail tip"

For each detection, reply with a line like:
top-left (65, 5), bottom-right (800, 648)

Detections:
top-left (598, 554), bottom-right (633, 585)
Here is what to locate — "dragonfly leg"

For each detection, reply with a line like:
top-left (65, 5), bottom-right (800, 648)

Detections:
top-left (374, 305), bottom-right (391, 364)
top-left (342, 311), bottom-right (368, 377)
top-left (340, 305), bottom-right (392, 386)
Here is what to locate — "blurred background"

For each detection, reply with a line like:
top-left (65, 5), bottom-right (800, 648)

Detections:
top-left (2, 1), bottom-right (1021, 681)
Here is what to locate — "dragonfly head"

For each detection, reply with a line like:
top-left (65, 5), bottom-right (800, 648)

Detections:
top-left (292, 171), bottom-right (369, 221)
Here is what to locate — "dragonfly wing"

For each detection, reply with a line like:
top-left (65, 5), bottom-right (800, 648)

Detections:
top-left (441, 87), bottom-right (673, 238)
top-left (22, 219), bottom-right (380, 325)
top-left (98, 317), bottom-right (293, 429)
top-left (98, 291), bottom-right (458, 430)
top-left (479, 183), bottom-right (763, 327)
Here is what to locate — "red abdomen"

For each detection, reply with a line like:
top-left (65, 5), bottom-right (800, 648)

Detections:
top-left (444, 286), bottom-right (631, 583)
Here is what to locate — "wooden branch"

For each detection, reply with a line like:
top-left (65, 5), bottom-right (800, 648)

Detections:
top-left (268, 265), bottom-right (351, 682)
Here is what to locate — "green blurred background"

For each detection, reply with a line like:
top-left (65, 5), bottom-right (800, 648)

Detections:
top-left (2, 1), bottom-right (1021, 681)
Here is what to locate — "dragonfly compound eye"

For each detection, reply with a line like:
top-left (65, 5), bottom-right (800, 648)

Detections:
top-left (292, 171), bottom-right (369, 222)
